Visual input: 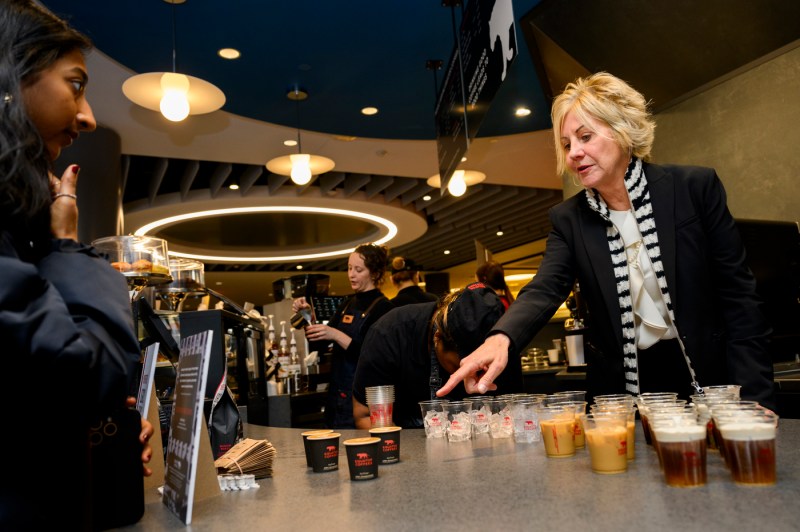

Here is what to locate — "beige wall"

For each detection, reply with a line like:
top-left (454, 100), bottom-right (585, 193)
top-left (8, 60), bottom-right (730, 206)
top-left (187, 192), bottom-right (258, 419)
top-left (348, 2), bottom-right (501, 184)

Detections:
top-left (560, 44), bottom-right (800, 223)
top-left (652, 45), bottom-right (800, 223)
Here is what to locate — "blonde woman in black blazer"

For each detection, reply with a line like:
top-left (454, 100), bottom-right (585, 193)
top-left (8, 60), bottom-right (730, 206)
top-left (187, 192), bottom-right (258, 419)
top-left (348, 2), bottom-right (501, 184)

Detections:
top-left (438, 72), bottom-right (774, 409)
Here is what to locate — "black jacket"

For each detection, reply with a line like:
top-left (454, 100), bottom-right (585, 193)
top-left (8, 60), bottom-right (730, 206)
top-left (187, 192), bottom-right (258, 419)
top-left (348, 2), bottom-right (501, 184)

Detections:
top-left (391, 285), bottom-right (438, 307)
top-left (0, 231), bottom-right (140, 528)
top-left (492, 163), bottom-right (775, 408)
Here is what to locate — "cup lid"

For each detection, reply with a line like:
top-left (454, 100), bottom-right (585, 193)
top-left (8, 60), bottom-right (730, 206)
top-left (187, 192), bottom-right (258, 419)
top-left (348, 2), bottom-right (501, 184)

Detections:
top-left (302, 429), bottom-right (333, 437)
top-left (343, 437), bottom-right (381, 446)
top-left (307, 432), bottom-right (341, 440)
top-left (369, 426), bottom-right (402, 434)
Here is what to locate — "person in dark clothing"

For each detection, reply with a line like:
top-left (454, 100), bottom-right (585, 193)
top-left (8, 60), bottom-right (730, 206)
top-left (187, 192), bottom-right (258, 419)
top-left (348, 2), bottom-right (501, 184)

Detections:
top-left (439, 72), bottom-right (774, 409)
top-left (0, 2), bottom-right (152, 529)
top-left (476, 260), bottom-right (515, 310)
top-left (353, 282), bottom-right (522, 429)
top-left (389, 256), bottom-right (439, 307)
top-left (293, 243), bottom-right (394, 428)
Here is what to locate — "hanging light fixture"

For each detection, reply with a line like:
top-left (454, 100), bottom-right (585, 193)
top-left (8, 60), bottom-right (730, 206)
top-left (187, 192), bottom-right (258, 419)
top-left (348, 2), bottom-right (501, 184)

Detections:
top-left (122, 0), bottom-right (225, 122)
top-left (426, 169), bottom-right (486, 198)
top-left (266, 87), bottom-right (335, 185)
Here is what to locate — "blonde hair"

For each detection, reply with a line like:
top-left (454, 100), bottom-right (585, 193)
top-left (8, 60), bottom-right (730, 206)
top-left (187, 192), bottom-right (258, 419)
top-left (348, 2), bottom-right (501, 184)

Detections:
top-left (551, 72), bottom-right (655, 176)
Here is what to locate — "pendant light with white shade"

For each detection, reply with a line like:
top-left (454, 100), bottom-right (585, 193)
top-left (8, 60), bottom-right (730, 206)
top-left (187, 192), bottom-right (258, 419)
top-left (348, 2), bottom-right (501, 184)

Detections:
top-left (426, 169), bottom-right (486, 197)
top-left (122, 0), bottom-right (225, 122)
top-left (266, 87), bottom-right (335, 185)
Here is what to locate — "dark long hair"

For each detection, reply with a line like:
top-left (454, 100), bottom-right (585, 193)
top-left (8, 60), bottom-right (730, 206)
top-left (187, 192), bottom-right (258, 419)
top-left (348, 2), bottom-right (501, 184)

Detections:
top-left (0, 0), bottom-right (91, 233)
top-left (475, 261), bottom-right (514, 304)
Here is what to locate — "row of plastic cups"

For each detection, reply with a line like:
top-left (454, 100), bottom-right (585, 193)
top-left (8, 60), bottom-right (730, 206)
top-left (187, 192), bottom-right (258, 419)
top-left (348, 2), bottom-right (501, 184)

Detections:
top-left (636, 391), bottom-right (719, 487)
top-left (419, 394), bottom-right (549, 443)
top-left (568, 393), bottom-right (639, 474)
top-left (634, 392), bottom-right (684, 445)
top-left (713, 406), bottom-right (778, 485)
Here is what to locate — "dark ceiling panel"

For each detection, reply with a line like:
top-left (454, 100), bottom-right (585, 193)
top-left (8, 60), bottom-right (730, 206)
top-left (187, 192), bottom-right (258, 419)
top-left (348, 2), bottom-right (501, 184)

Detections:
top-left (522, 0), bottom-right (800, 110)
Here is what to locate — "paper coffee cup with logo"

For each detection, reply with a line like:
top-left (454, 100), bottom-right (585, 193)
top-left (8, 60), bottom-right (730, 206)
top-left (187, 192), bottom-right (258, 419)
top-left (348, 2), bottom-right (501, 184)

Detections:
top-left (307, 432), bottom-right (340, 473)
top-left (343, 437), bottom-right (381, 480)
top-left (301, 429), bottom-right (334, 468)
top-left (369, 426), bottom-right (402, 464)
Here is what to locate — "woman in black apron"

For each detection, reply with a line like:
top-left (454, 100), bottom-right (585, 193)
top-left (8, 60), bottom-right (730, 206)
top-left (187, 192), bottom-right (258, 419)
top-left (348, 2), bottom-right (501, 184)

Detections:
top-left (293, 243), bottom-right (394, 428)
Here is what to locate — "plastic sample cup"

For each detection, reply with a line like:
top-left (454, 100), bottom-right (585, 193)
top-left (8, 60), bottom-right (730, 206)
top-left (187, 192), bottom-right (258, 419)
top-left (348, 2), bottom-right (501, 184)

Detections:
top-left (511, 398), bottom-right (542, 443)
top-left (419, 400), bottom-right (449, 438)
top-left (301, 429), bottom-right (334, 467)
top-left (583, 413), bottom-right (628, 474)
top-left (486, 398), bottom-right (514, 439)
top-left (443, 401), bottom-right (473, 442)
top-left (306, 432), bottom-right (341, 473)
top-left (343, 437), bottom-right (381, 481)
top-left (467, 396), bottom-right (492, 436)
top-left (650, 421), bottom-right (707, 487)
top-left (369, 426), bottom-right (402, 464)
top-left (717, 411), bottom-right (778, 485)
top-left (557, 400), bottom-right (587, 449)
top-left (538, 404), bottom-right (577, 457)
top-left (592, 404), bottom-right (637, 460)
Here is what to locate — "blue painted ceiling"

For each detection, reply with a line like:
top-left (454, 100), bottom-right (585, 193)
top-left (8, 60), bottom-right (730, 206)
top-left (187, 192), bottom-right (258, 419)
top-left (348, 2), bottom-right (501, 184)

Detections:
top-left (42, 0), bottom-right (548, 141)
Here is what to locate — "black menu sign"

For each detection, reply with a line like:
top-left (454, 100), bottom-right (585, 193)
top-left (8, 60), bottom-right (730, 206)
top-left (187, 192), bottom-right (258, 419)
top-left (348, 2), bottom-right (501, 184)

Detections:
top-left (162, 330), bottom-right (213, 525)
top-left (434, 0), bottom-right (518, 190)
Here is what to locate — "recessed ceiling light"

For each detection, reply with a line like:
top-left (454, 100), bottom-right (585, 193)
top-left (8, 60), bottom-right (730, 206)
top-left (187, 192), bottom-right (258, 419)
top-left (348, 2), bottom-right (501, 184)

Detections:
top-left (515, 107), bottom-right (531, 117)
top-left (461, 156), bottom-right (467, 162)
top-left (284, 139), bottom-right (298, 147)
top-left (215, 281), bottom-right (223, 286)
top-left (296, 265), bottom-right (303, 270)
top-left (422, 195), bottom-right (431, 201)
top-left (496, 228), bottom-right (504, 236)
top-left (228, 183), bottom-right (239, 190)
top-left (361, 107), bottom-right (379, 116)
top-left (443, 250), bottom-right (451, 255)
top-left (218, 48), bottom-right (241, 60)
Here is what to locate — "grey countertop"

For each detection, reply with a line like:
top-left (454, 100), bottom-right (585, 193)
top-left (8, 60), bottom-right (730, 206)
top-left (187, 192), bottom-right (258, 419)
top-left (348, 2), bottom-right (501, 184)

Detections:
top-left (126, 419), bottom-right (800, 531)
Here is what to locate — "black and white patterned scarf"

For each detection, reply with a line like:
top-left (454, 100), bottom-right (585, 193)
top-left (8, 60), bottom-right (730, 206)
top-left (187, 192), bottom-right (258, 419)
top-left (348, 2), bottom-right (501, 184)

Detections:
top-left (584, 158), bottom-right (676, 394)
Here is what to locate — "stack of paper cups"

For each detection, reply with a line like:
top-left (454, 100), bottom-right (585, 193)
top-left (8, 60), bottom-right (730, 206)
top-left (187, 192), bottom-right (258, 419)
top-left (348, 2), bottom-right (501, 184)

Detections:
top-left (365, 385), bottom-right (395, 428)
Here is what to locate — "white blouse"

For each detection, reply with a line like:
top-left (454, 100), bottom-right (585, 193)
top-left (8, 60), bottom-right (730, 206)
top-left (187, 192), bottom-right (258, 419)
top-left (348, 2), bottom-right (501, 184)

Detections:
top-left (609, 209), bottom-right (677, 349)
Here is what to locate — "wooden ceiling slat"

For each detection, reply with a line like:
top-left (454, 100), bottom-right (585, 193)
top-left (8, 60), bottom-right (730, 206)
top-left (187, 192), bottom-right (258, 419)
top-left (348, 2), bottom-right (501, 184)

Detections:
top-left (147, 158), bottom-right (168, 205)
top-left (179, 159), bottom-right (200, 200)
top-left (209, 163), bottom-right (233, 198)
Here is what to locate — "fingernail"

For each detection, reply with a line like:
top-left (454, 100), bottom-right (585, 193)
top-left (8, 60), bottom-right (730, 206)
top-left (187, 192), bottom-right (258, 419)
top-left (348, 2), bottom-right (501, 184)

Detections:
top-left (477, 383), bottom-right (487, 394)
top-left (72, 164), bottom-right (80, 174)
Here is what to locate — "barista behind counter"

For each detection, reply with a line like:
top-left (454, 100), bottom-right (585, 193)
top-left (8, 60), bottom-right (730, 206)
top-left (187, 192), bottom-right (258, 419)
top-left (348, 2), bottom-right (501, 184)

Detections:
top-left (352, 283), bottom-right (523, 429)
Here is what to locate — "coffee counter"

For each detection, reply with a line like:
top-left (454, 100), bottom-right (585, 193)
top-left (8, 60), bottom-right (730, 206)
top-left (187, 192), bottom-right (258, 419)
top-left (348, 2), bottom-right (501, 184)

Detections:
top-left (127, 420), bottom-right (800, 531)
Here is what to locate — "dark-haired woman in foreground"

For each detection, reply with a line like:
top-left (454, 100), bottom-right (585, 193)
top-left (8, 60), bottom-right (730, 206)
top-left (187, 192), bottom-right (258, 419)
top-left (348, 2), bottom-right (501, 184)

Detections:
top-left (1, 1), bottom-right (151, 528)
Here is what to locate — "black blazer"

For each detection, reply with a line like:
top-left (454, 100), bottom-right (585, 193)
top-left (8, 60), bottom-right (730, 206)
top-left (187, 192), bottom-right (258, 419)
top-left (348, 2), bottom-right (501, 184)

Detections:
top-left (493, 163), bottom-right (775, 408)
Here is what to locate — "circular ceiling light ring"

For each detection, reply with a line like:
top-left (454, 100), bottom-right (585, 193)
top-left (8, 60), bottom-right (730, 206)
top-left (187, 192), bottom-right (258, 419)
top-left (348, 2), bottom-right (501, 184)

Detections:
top-left (132, 205), bottom-right (399, 263)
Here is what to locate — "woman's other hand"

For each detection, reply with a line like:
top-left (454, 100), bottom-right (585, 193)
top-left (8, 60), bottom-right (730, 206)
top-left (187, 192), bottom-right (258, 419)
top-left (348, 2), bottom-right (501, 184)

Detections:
top-left (292, 297), bottom-right (310, 313)
top-left (125, 396), bottom-right (154, 477)
top-left (50, 164), bottom-right (79, 240)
